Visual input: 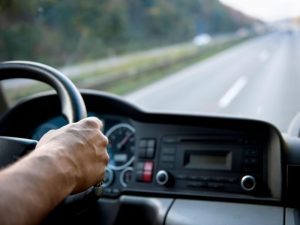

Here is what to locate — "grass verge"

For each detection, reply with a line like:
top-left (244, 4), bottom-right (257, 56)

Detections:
top-left (101, 37), bottom-right (251, 95)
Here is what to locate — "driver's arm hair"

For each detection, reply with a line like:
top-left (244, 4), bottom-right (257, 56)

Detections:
top-left (0, 149), bottom-right (76, 225)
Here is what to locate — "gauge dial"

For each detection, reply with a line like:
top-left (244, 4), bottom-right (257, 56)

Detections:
top-left (106, 123), bottom-right (135, 170)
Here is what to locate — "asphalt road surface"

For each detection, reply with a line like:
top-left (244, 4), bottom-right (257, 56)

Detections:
top-left (125, 31), bottom-right (300, 132)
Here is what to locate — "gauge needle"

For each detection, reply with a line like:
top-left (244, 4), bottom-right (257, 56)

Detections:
top-left (117, 132), bottom-right (133, 150)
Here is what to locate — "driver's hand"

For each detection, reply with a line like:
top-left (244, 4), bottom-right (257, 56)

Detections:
top-left (36, 117), bottom-right (109, 193)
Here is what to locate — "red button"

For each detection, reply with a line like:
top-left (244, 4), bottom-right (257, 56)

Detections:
top-left (143, 171), bottom-right (152, 182)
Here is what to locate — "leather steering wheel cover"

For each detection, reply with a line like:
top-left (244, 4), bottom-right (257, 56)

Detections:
top-left (0, 61), bottom-right (87, 123)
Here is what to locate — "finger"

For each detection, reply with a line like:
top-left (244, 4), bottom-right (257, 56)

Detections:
top-left (79, 117), bottom-right (103, 129)
top-left (99, 132), bottom-right (109, 147)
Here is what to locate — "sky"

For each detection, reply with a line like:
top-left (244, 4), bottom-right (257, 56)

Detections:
top-left (219, 0), bottom-right (300, 22)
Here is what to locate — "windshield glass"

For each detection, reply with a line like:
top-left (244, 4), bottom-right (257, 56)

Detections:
top-left (1, 0), bottom-right (300, 132)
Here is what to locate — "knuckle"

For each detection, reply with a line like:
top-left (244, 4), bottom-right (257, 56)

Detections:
top-left (104, 151), bottom-right (110, 165)
top-left (102, 135), bottom-right (109, 146)
top-left (77, 117), bottom-right (102, 129)
top-left (98, 133), bottom-right (109, 147)
top-left (106, 150), bottom-right (110, 160)
top-left (85, 119), bottom-right (99, 128)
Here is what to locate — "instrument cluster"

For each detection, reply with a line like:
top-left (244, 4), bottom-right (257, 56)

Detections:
top-left (30, 113), bottom-right (136, 196)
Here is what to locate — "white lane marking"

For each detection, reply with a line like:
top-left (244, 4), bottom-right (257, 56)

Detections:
top-left (218, 76), bottom-right (247, 108)
top-left (258, 50), bottom-right (270, 62)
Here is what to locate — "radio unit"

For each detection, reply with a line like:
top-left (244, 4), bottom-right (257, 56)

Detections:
top-left (153, 135), bottom-right (268, 195)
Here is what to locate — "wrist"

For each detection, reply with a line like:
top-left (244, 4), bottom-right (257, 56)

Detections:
top-left (30, 145), bottom-right (77, 196)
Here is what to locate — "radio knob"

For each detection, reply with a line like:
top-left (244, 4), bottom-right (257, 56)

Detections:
top-left (241, 175), bottom-right (256, 191)
top-left (156, 170), bottom-right (171, 186)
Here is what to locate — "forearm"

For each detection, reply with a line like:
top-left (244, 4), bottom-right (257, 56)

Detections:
top-left (0, 117), bottom-right (108, 225)
top-left (0, 148), bottom-right (76, 225)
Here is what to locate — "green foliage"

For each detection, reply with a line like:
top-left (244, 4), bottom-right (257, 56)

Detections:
top-left (0, 0), bottom-right (256, 66)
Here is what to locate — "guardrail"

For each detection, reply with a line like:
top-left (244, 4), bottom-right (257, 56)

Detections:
top-left (77, 35), bottom-right (254, 91)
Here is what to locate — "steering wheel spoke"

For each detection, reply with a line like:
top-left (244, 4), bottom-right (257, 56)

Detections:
top-left (0, 136), bottom-right (37, 168)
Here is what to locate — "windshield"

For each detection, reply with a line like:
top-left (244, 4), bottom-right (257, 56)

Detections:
top-left (1, 0), bottom-right (300, 132)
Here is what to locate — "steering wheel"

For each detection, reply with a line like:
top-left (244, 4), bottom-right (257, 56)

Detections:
top-left (0, 60), bottom-right (87, 165)
top-left (0, 61), bottom-right (102, 222)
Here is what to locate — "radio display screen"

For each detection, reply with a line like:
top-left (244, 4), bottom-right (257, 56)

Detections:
top-left (184, 151), bottom-right (232, 170)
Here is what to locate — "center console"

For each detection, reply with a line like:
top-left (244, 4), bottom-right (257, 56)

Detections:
top-left (102, 120), bottom-right (282, 203)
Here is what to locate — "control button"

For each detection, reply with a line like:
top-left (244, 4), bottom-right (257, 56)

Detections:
top-left (187, 182), bottom-right (206, 188)
top-left (136, 161), bottom-right (154, 183)
top-left (187, 175), bottom-right (200, 181)
top-left (242, 166), bottom-right (255, 173)
top-left (136, 162), bottom-right (144, 171)
top-left (161, 147), bottom-right (175, 155)
top-left (207, 177), bottom-right (217, 182)
top-left (245, 149), bottom-right (258, 157)
top-left (241, 175), bottom-right (256, 191)
top-left (147, 139), bottom-right (156, 148)
top-left (198, 176), bottom-right (210, 181)
top-left (138, 148), bottom-right (147, 158)
top-left (139, 139), bottom-right (156, 159)
top-left (163, 136), bottom-right (177, 143)
top-left (250, 150), bottom-right (258, 156)
top-left (144, 161), bottom-right (153, 171)
top-left (139, 140), bottom-right (147, 148)
top-left (208, 182), bottom-right (224, 190)
top-left (102, 168), bottom-right (114, 188)
top-left (243, 162), bottom-right (258, 173)
top-left (244, 158), bottom-right (258, 165)
top-left (226, 177), bottom-right (238, 183)
top-left (103, 188), bottom-right (112, 195)
top-left (103, 188), bottom-right (117, 197)
top-left (112, 189), bottom-right (120, 195)
top-left (146, 147), bottom-right (155, 159)
top-left (160, 163), bottom-right (174, 169)
top-left (143, 171), bottom-right (152, 182)
top-left (214, 177), bottom-right (226, 182)
top-left (176, 174), bottom-right (187, 180)
top-left (161, 155), bottom-right (175, 162)
top-left (120, 167), bottom-right (133, 187)
top-left (156, 170), bottom-right (170, 186)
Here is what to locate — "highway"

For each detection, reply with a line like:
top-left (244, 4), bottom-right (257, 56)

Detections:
top-left (125, 32), bottom-right (300, 132)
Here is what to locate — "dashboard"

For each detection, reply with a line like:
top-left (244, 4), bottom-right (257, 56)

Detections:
top-left (31, 111), bottom-right (281, 203)
top-left (2, 90), bottom-right (300, 225)
top-left (26, 91), bottom-right (282, 204)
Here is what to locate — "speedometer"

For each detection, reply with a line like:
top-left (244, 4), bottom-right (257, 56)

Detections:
top-left (106, 123), bottom-right (135, 170)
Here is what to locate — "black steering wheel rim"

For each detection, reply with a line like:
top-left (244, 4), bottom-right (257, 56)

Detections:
top-left (0, 61), bottom-right (100, 222)
top-left (0, 60), bottom-right (87, 123)
top-left (0, 60), bottom-right (87, 166)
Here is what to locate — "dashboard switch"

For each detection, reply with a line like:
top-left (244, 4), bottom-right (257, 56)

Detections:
top-left (139, 138), bottom-right (156, 159)
top-left (146, 147), bottom-right (155, 159)
top-left (241, 175), bottom-right (256, 191)
top-left (143, 171), bottom-right (153, 182)
top-left (156, 170), bottom-right (172, 186)
top-left (103, 168), bottom-right (114, 188)
top-left (144, 161), bottom-right (153, 171)
top-left (120, 167), bottom-right (133, 187)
